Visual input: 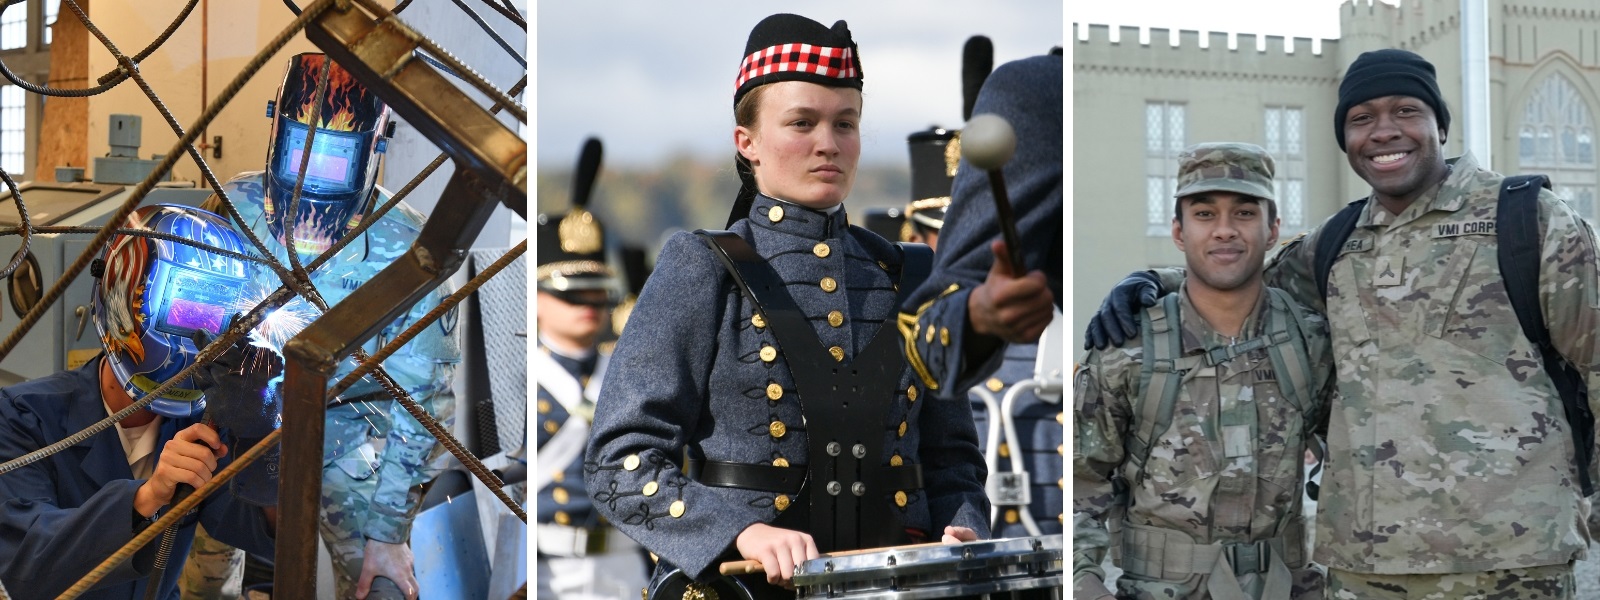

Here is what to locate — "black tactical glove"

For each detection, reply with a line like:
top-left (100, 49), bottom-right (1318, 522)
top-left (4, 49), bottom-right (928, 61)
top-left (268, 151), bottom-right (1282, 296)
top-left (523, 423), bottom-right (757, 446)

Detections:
top-left (1083, 271), bottom-right (1162, 350)
top-left (229, 436), bottom-right (280, 507)
top-left (191, 317), bottom-right (284, 439)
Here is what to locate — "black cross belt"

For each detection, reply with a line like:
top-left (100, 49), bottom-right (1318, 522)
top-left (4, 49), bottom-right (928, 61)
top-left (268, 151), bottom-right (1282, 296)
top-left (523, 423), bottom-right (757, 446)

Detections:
top-left (697, 231), bottom-right (933, 553)
top-left (686, 458), bottom-right (924, 495)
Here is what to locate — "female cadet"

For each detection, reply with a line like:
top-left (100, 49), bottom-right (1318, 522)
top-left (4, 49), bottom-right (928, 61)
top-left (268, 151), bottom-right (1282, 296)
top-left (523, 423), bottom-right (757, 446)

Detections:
top-left (584, 13), bottom-right (990, 598)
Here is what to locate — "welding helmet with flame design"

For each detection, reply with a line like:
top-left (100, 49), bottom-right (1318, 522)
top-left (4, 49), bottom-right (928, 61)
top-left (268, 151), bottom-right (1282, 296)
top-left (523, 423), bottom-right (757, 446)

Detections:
top-left (264, 53), bottom-right (390, 258)
top-left (93, 205), bottom-right (251, 419)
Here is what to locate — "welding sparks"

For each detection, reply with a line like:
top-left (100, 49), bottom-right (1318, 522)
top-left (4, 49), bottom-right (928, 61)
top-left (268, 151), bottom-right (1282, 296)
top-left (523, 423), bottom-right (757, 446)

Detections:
top-left (231, 284), bottom-right (320, 355)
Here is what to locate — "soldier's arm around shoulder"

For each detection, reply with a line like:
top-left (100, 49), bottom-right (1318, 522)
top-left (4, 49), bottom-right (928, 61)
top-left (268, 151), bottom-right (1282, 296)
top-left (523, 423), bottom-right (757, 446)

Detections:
top-left (1072, 344), bottom-right (1137, 598)
top-left (1265, 220), bottom-right (1329, 314)
top-left (1533, 190), bottom-right (1600, 407)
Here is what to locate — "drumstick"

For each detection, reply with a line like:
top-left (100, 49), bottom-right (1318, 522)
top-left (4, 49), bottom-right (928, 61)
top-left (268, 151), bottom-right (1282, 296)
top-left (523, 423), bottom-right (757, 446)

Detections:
top-left (960, 113), bottom-right (1024, 272)
top-left (717, 541), bottom-right (955, 575)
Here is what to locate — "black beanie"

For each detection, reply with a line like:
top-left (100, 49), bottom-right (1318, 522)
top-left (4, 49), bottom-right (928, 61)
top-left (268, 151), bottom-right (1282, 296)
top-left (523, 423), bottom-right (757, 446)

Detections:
top-left (1333, 49), bottom-right (1450, 152)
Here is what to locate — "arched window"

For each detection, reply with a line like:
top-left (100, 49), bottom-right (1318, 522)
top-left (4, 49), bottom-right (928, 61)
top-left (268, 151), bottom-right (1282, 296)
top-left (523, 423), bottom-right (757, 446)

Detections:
top-left (1519, 73), bottom-right (1599, 222)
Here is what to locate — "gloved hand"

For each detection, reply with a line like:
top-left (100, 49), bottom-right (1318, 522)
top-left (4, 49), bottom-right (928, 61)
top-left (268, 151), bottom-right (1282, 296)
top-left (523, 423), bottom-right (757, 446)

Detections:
top-left (192, 317), bottom-right (284, 439)
top-left (1083, 271), bottom-right (1162, 350)
top-left (229, 435), bottom-right (280, 507)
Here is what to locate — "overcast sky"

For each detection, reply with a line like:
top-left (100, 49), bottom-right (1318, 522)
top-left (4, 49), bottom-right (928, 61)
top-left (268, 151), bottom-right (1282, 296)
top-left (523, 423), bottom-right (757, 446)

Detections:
top-left (535, 1), bottom-right (1063, 169)
top-left (1071, 0), bottom-right (1384, 44)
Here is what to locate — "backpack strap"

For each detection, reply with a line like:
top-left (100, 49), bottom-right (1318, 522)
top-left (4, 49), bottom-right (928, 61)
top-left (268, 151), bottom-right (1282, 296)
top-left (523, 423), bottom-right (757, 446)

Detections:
top-left (1131, 293), bottom-right (1187, 484)
top-left (1315, 198), bottom-right (1368, 300)
top-left (1262, 288), bottom-right (1315, 415)
top-left (1494, 174), bottom-right (1596, 496)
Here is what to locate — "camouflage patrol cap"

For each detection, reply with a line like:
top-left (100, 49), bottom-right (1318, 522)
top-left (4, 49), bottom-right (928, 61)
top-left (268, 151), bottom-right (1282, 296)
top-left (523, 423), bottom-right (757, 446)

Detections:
top-left (1173, 142), bottom-right (1276, 201)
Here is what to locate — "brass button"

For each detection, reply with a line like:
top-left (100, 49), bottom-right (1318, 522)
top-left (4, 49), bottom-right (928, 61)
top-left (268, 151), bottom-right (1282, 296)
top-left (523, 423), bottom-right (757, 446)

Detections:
top-left (907, 385), bottom-right (919, 402)
top-left (894, 491), bottom-right (907, 507)
top-left (820, 277), bottom-right (838, 293)
top-left (770, 421), bottom-right (788, 439)
top-left (889, 453), bottom-right (903, 467)
top-left (554, 511), bottom-right (571, 525)
top-left (775, 494), bottom-right (791, 511)
top-left (537, 399), bottom-right (551, 413)
top-left (986, 378), bottom-right (1004, 392)
top-left (543, 420), bottom-right (558, 434)
top-left (827, 310), bottom-right (844, 328)
top-left (669, 500), bottom-right (686, 518)
top-left (1005, 509), bottom-right (1019, 524)
top-left (829, 346), bottom-right (845, 362)
top-left (766, 383), bottom-right (784, 401)
top-left (925, 327), bottom-right (935, 343)
top-left (752, 313), bottom-right (767, 329)
top-left (939, 327), bottom-right (950, 346)
top-left (552, 471), bottom-right (565, 483)
top-left (1058, 513), bottom-right (1066, 523)
top-left (624, 454), bottom-right (642, 471)
top-left (643, 481), bottom-right (659, 496)
top-left (773, 457), bottom-right (790, 468)
top-left (1057, 444), bottom-right (1065, 455)
top-left (760, 345), bottom-right (777, 363)
top-left (553, 488), bottom-right (569, 504)
top-left (813, 242), bottom-right (830, 258)
top-left (1056, 412), bottom-right (1065, 425)
top-left (897, 421), bottom-right (908, 438)
top-left (999, 444), bottom-right (1010, 458)
top-left (877, 260), bottom-right (889, 271)
top-left (768, 205), bottom-right (785, 223)
top-left (1058, 478), bottom-right (1065, 488)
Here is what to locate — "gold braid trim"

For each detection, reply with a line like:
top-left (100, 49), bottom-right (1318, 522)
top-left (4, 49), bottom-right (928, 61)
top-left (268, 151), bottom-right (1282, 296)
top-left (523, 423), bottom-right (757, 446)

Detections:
top-left (898, 283), bottom-right (961, 390)
top-left (537, 260), bottom-right (613, 281)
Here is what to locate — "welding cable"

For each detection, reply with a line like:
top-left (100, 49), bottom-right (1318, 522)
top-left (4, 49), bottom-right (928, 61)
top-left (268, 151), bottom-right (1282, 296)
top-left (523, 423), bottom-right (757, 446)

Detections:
top-left (0, 168), bottom-right (31, 281)
top-left (60, 430), bottom-right (281, 599)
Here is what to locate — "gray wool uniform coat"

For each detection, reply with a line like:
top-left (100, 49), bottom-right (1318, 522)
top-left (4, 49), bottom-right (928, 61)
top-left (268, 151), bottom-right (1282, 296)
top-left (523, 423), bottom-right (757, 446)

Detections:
top-left (584, 194), bottom-right (990, 581)
top-left (902, 53), bottom-right (1064, 394)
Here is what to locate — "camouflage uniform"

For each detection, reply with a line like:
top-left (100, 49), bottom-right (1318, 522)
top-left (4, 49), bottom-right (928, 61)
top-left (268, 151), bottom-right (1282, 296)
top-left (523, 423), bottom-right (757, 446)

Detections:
top-left (1075, 282), bottom-right (1334, 600)
top-left (183, 171), bottom-right (461, 598)
top-left (1148, 152), bottom-right (1600, 593)
top-left (178, 524), bottom-right (244, 599)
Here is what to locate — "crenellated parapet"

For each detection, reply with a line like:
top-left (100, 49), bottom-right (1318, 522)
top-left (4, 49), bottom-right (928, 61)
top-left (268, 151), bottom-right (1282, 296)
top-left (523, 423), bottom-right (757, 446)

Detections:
top-left (1073, 22), bottom-right (1341, 85)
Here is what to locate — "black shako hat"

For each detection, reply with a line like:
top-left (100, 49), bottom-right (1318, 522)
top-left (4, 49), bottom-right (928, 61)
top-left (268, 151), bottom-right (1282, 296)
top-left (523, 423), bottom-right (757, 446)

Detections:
top-left (537, 137), bottom-right (614, 295)
top-left (733, 14), bottom-right (863, 109)
top-left (1334, 48), bottom-right (1451, 152)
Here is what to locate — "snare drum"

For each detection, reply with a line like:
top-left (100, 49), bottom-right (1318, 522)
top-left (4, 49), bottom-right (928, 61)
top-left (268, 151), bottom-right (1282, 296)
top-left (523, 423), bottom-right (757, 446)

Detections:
top-left (793, 535), bottom-right (1063, 600)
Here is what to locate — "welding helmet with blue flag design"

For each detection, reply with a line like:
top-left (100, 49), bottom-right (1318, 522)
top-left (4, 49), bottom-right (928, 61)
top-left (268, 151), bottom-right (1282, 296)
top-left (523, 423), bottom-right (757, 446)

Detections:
top-left (263, 52), bottom-right (390, 258)
top-left (93, 205), bottom-right (251, 418)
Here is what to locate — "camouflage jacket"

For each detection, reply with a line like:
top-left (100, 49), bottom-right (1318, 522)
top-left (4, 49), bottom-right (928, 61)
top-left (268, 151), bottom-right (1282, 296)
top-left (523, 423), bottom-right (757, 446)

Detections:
top-left (213, 171), bottom-right (462, 544)
top-left (1155, 153), bottom-right (1600, 573)
top-left (1074, 284), bottom-right (1333, 596)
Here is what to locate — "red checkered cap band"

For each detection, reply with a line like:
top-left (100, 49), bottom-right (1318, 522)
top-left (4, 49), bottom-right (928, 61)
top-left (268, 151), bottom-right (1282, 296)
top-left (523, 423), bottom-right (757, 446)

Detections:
top-left (734, 43), bottom-right (858, 92)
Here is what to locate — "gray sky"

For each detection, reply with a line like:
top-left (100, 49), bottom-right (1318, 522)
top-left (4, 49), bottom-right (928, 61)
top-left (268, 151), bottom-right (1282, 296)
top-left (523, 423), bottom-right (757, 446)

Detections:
top-left (535, 1), bottom-right (1063, 169)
